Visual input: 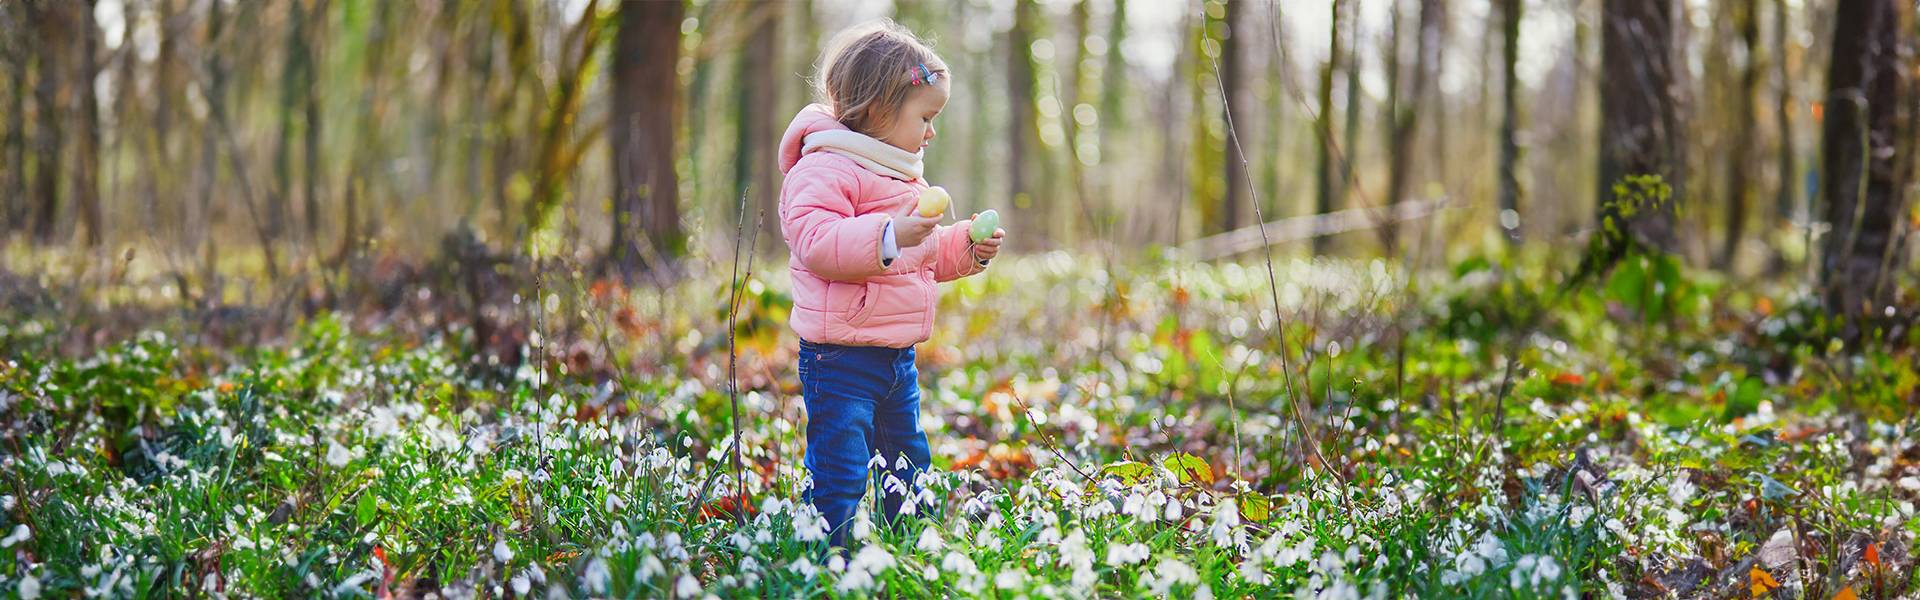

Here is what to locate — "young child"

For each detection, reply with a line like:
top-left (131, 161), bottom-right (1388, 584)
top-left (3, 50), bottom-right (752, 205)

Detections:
top-left (777, 20), bottom-right (1005, 545)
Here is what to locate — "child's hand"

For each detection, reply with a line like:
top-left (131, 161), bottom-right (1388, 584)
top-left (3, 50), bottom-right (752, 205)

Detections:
top-left (971, 225), bottom-right (1005, 261)
top-left (894, 214), bottom-right (940, 248)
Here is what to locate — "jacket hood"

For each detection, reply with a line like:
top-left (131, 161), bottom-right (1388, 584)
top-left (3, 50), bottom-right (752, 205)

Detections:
top-left (779, 104), bottom-right (848, 175)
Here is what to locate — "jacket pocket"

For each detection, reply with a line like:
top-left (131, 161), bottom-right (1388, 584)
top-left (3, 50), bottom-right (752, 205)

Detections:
top-left (847, 280), bottom-right (882, 327)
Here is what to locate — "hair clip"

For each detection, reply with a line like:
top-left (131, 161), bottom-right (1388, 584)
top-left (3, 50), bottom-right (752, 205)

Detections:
top-left (908, 63), bottom-right (940, 86)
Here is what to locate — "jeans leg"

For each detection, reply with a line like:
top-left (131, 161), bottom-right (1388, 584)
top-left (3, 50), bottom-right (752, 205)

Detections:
top-left (799, 342), bottom-right (884, 547)
top-left (871, 347), bottom-right (932, 525)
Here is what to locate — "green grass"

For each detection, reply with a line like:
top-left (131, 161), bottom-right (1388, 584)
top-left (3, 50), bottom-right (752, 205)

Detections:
top-left (0, 252), bottom-right (1915, 598)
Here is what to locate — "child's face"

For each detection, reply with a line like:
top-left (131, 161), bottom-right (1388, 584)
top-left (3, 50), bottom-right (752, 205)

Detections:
top-left (877, 80), bottom-right (949, 154)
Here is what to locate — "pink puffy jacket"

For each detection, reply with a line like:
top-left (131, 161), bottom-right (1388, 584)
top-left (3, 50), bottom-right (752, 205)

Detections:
top-left (778, 105), bottom-right (986, 348)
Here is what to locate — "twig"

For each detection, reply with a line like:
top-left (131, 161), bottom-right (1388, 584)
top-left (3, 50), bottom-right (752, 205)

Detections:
top-left (721, 190), bottom-right (758, 526)
top-left (1207, 52), bottom-right (1341, 485)
top-left (1007, 390), bottom-right (1097, 483)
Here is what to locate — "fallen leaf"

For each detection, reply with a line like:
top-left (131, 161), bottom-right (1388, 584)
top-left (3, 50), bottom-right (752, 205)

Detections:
top-left (1831, 586), bottom-right (1858, 600)
top-left (1551, 372), bottom-right (1586, 386)
top-left (1749, 566), bottom-right (1781, 597)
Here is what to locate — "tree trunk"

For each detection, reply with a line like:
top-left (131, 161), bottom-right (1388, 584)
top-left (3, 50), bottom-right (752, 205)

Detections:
top-left (732, 1), bottom-right (783, 250)
top-left (1313, 0), bottom-right (1344, 255)
top-left (1818, 0), bottom-right (1912, 331)
top-left (75, 0), bottom-right (102, 247)
top-left (5, 5), bottom-right (27, 234)
top-left (197, 0), bottom-right (227, 273)
top-left (303, 0), bottom-right (324, 245)
top-left (1716, 0), bottom-right (1759, 268)
top-left (272, 0), bottom-right (310, 241)
top-left (27, 1), bottom-right (66, 243)
top-left (609, 0), bottom-right (685, 275)
top-left (1385, 0), bottom-right (1440, 254)
top-left (1496, 0), bottom-right (1522, 243)
top-left (1007, 0), bottom-right (1041, 245)
top-left (1770, 0), bottom-right (1797, 230)
top-left (1338, 0), bottom-right (1361, 219)
top-left (1219, 0), bottom-right (1245, 233)
top-left (1597, 0), bottom-right (1681, 251)
top-left (1099, 0), bottom-right (1127, 159)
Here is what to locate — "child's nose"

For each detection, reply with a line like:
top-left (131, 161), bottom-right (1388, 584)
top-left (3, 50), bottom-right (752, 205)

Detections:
top-left (925, 125), bottom-right (936, 141)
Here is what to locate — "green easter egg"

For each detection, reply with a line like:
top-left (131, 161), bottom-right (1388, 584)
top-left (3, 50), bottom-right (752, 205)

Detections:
top-left (970, 209), bottom-right (1000, 243)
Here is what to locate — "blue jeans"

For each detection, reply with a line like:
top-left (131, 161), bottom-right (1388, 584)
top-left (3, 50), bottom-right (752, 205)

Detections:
top-left (797, 339), bottom-right (931, 546)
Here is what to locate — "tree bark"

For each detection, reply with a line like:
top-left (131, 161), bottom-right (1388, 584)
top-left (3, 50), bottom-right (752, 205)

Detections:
top-left (733, 1), bottom-right (783, 250)
top-left (609, 0), bottom-right (685, 275)
top-left (1385, 0), bottom-right (1440, 254)
top-left (1313, 0), bottom-right (1344, 255)
top-left (1770, 0), bottom-right (1797, 236)
top-left (1597, 0), bottom-right (1681, 251)
top-left (26, 1), bottom-right (70, 244)
top-left (1818, 0), bottom-right (1912, 330)
top-left (1496, 0), bottom-right (1522, 243)
top-left (4, 4), bottom-right (27, 234)
top-left (1220, 0), bottom-right (1245, 233)
top-left (75, 0), bottom-right (102, 247)
top-left (272, 0), bottom-right (310, 240)
top-left (1716, 0), bottom-right (1759, 268)
top-left (1007, 0), bottom-right (1041, 245)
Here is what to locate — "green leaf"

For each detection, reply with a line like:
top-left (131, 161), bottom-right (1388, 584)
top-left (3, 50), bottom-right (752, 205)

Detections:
top-left (1162, 453), bottom-right (1213, 486)
top-left (356, 491), bottom-right (378, 526)
top-left (1101, 461), bottom-right (1155, 486)
top-left (1722, 376), bottom-right (1765, 421)
top-left (1239, 493), bottom-right (1271, 522)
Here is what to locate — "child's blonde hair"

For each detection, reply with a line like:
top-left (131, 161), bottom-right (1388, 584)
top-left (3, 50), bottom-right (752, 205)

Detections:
top-left (814, 20), bottom-right (947, 137)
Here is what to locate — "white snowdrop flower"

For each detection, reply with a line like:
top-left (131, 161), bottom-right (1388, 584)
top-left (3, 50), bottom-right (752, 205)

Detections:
top-left (835, 568), bottom-right (877, 593)
top-left (674, 573), bottom-right (701, 598)
top-left (917, 527), bottom-right (945, 552)
top-left (1164, 497), bottom-right (1183, 521)
top-left (493, 539), bottom-right (514, 563)
top-left (850, 543), bottom-right (897, 575)
top-left (994, 567), bottom-right (1028, 590)
top-left (1209, 502), bottom-right (1242, 549)
top-left (510, 573), bottom-right (530, 596)
top-left (1105, 542), bottom-right (1150, 567)
top-left (883, 474), bottom-right (909, 497)
top-left (638, 555), bottom-right (666, 580)
top-left (579, 557), bottom-right (610, 596)
top-left (1122, 492), bottom-right (1146, 516)
top-left (1, 495), bottom-right (14, 511)
top-left (1239, 547), bottom-right (1269, 584)
top-left (1569, 505), bottom-right (1593, 528)
top-left (962, 496), bottom-right (989, 515)
top-left (1667, 473), bottom-right (1696, 504)
top-left (1897, 477), bottom-right (1920, 492)
top-left (17, 573), bottom-right (41, 600)
top-left (0, 524), bottom-right (30, 548)
top-left (605, 493), bottom-right (627, 512)
top-left (792, 506), bottom-right (829, 543)
top-left (787, 558), bottom-right (820, 579)
top-left (325, 441), bottom-right (352, 468)
top-left (851, 510), bottom-right (874, 541)
top-left (1149, 557), bottom-right (1198, 595)
top-left (894, 453), bottom-right (911, 471)
top-left (868, 454), bottom-right (888, 470)
top-left (942, 552), bottom-right (978, 576)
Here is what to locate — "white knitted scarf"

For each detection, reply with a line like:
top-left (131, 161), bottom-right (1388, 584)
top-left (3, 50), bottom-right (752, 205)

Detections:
top-left (802, 129), bottom-right (925, 181)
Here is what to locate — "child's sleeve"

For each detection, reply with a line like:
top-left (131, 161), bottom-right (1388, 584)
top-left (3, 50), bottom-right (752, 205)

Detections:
top-left (780, 165), bottom-right (892, 281)
top-left (931, 219), bottom-right (989, 283)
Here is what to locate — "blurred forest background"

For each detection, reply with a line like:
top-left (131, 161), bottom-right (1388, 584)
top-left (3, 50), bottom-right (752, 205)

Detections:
top-left (0, 0), bottom-right (1913, 317)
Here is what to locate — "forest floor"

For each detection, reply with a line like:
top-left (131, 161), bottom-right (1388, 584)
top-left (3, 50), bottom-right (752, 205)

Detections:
top-left (0, 243), bottom-right (1916, 598)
